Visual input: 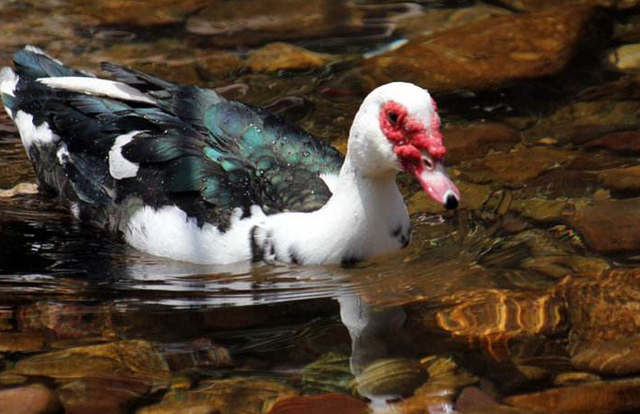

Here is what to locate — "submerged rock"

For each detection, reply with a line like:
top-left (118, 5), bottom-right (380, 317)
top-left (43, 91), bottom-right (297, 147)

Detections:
top-left (571, 336), bottom-right (640, 376)
top-left (585, 129), bottom-right (640, 153)
top-left (247, 43), bottom-right (331, 73)
top-left (70, 0), bottom-right (210, 26)
top-left (431, 289), bottom-right (566, 361)
top-left (444, 122), bottom-right (521, 165)
top-left (364, 5), bottom-right (594, 92)
top-left (79, 41), bottom-right (244, 85)
top-left (408, 180), bottom-right (492, 214)
top-left (302, 352), bottom-right (353, 395)
top-left (493, 0), bottom-right (639, 10)
top-left (606, 43), bottom-right (640, 72)
top-left (504, 378), bottom-right (640, 413)
top-left (355, 358), bottom-right (428, 398)
top-left (561, 270), bottom-right (640, 375)
top-left (552, 371), bottom-right (600, 386)
top-left (395, 5), bottom-right (512, 39)
top-left (267, 393), bottom-right (368, 414)
top-left (57, 377), bottom-right (150, 414)
top-left (599, 166), bottom-right (640, 194)
top-left (523, 100), bottom-right (640, 145)
top-left (18, 302), bottom-right (113, 342)
top-left (0, 183), bottom-right (38, 198)
top-left (512, 198), bottom-right (572, 224)
top-left (187, 0), bottom-right (364, 46)
top-left (0, 332), bottom-right (45, 353)
top-left (459, 147), bottom-right (574, 185)
top-left (396, 356), bottom-right (478, 414)
top-left (10, 340), bottom-right (171, 384)
top-left (0, 384), bottom-right (61, 414)
top-left (137, 377), bottom-right (297, 414)
top-left (567, 197), bottom-right (640, 253)
top-left (521, 255), bottom-right (609, 279)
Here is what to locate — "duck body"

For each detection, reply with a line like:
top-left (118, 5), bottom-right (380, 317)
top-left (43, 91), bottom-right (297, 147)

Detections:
top-left (1, 46), bottom-right (458, 265)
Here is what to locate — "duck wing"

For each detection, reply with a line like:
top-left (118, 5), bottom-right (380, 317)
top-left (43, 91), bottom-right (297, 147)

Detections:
top-left (3, 48), bottom-right (343, 232)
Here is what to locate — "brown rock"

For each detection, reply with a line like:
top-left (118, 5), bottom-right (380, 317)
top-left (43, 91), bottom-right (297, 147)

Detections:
top-left (585, 130), bottom-right (640, 153)
top-left (524, 101), bottom-right (640, 145)
top-left (599, 166), bottom-right (640, 194)
top-left (553, 371), bottom-right (601, 386)
top-left (397, 356), bottom-right (478, 414)
top-left (396, 5), bottom-right (512, 39)
top-left (408, 180), bottom-right (492, 214)
top-left (187, 0), bottom-right (364, 46)
top-left (568, 197), bottom-right (640, 254)
top-left (407, 289), bottom-right (566, 361)
top-left (559, 270), bottom-right (640, 375)
top-left (11, 340), bottom-right (170, 384)
top-left (504, 378), bottom-right (640, 414)
top-left (523, 169), bottom-right (600, 199)
top-left (70, 0), bottom-right (210, 26)
top-left (0, 332), bottom-right (45, 353)
top-left (137, 377), bottom-right (297, 414)
top-left (459, 147), bottom-right (575, 185)
top-left (571, 336), bottom-right (640, 376)
top-left (521, 255), bottom-right (609, 279)
top-left (455, 386), bottom-right (498, 412)
top-left (444, 122), bottom-right (521, 165)
top-left (0, 384), bottom-right (61, 414)
top-left (58, 377), bottom-right (150, 414)
top-left (247, 43), bottom-right (331, 72)
top-left (19, 302), bottom-right (112, 341)
top-left (267, 393), bottom-right (368, 414)
top-left (434, 290), bottom-right (566, 360)
top-left (0, 373), bottom-right (28, 386)
top-left (512, 198), bottom-right (571, 224)
top-left (0, 182), bottom-right (38, 198)
top-left (160, 338), bottom-right (232, 371)
top-left (0, 307), bottom-right (13, 331)
top-left (79, 41), bottom-right (244, 85)
top-left (365, 5), bottom-right (594, 92)
top-left (494, 0), bottom-right (639, 10)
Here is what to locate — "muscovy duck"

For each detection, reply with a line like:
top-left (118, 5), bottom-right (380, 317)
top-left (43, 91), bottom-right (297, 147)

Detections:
top-left (0, 46), bottom-right (460, 265)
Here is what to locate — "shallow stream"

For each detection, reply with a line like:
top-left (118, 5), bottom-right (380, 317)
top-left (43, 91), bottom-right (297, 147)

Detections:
top-left (1, 1), bottom-right (640, 413)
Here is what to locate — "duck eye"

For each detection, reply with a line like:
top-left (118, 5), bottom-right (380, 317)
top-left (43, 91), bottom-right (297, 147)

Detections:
top-left (387, 111), bottom-right (398, 124)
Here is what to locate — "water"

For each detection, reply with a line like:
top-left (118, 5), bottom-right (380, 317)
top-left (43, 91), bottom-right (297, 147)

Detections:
top-left (1, 0), bottom-right (640, 413)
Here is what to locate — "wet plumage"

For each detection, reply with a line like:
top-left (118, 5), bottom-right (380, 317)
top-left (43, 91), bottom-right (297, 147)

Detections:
top-left (1, 46), bottom-right (459, 265)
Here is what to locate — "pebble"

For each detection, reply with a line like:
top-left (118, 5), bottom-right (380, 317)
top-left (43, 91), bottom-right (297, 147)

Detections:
top-left (0, 384), bottom-right (61, 414)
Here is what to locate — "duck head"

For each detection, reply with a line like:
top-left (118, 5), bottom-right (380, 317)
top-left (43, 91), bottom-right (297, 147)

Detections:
top-left (347, 82), bottom-right (460, 210)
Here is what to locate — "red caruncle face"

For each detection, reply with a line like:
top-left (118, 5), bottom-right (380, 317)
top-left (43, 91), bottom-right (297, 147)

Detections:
top-left (378, 100), bottom-right (446, 167)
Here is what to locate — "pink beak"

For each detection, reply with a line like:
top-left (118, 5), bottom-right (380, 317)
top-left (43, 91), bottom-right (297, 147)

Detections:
top-left (407, 159), bottom-right (460, 210)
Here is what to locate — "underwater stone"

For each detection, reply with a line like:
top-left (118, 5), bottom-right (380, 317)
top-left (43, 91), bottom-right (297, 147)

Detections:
top-left (365, 5), bottom-right (594, 92)
top-left (247, 43), bottom-right (331, 73)
top-left (568, 197), bottom-right (640, 253)
top-left (0, 384), bottom-right (61, 414)
top-left (504, 378), bottom-right (640, 413)
top-left (443, 122), bottom-right (521, 166)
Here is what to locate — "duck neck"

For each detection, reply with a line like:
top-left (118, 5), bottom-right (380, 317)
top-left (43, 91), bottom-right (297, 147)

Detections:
top-left (266, 151), bottom-right (409, 265)
top-left (308, 153), bottom-right (408, 263)
top-left (331, 155), bottom-right (398, 207)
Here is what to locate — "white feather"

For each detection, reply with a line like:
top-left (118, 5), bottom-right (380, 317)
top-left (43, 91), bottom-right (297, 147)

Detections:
top-left (14, 110), bottom-right (59, 150)
top-left (0, 67), bottom-right (18, 100)
top-left (56, 143), bottom-right (70, 165)
top-left (109, 131), bottom-right (141, 179)
top-left (38, 77), bottom-right (155, 105)
top-left (125, 205), bottom-right (267, 264)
